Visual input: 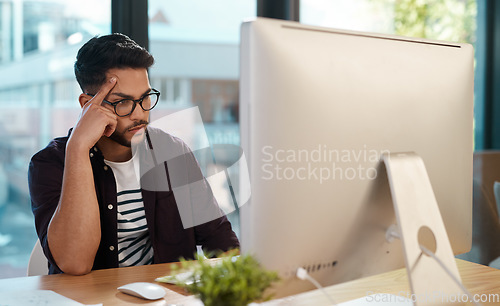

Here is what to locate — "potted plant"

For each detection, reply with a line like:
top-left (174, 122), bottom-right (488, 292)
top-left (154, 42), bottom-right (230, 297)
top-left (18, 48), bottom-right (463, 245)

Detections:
top-left (158, 251), bottom-right (279, 306)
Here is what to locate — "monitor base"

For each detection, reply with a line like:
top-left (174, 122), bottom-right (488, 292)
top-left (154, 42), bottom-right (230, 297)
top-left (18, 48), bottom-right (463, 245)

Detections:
top-left (383, 152), bottom-right (464, 306)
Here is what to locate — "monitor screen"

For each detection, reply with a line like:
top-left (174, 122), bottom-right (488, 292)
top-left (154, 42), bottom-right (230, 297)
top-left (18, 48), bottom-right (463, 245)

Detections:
top-left (239, 17), bottom-right (473, 298)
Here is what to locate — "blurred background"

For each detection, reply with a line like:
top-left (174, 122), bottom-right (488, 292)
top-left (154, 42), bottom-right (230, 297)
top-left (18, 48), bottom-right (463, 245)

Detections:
top-left (0, 0), bottom-right (482, 278)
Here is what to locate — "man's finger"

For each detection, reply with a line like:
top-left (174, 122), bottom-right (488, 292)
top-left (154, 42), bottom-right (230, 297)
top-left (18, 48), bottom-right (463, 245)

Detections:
top-left (89, 77), bottom-right (117, 105)
top-left (103, 117), bottom-right (117, 138)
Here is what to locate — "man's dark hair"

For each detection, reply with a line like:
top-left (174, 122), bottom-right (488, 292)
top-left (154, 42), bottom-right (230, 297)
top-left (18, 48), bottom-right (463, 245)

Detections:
top-left (74, 33), bottom-right (154, 93)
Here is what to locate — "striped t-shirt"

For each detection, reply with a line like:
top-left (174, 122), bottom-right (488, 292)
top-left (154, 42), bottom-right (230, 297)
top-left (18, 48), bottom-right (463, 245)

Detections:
top-left (104, 157), bottom-right (154, 267)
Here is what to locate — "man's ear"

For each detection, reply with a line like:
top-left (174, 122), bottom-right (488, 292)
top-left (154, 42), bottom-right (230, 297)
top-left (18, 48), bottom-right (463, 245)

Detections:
top-left (78, 93), bottom-right (91, 108)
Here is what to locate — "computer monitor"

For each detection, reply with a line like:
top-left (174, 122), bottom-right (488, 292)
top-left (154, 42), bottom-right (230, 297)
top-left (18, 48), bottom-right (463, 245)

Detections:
top-left (239, 17), bottom-right (473, 297)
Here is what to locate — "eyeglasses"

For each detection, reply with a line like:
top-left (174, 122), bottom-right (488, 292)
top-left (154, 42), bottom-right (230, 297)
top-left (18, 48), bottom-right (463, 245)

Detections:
top-left (86, 88), bottom-right (160, 117)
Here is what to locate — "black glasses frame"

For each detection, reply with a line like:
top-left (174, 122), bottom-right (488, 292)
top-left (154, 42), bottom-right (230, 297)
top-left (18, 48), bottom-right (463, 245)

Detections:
top-left (86, 88), bottom-right (160, 117)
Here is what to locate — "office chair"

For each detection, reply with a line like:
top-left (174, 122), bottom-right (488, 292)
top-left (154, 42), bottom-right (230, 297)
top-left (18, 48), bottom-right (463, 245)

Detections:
top-left (27, 239), bottom-right (48, 276)
top-left (457, 151), bottom-right (500, 267)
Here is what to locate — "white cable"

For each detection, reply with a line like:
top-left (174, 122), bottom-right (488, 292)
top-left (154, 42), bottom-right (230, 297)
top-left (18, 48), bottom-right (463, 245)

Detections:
top-left (385, 224), bottom-right (400, 243)
top-left (296, 267), bottom-right (338, 305)
top-left (419, 245), bottom-right (481, 306)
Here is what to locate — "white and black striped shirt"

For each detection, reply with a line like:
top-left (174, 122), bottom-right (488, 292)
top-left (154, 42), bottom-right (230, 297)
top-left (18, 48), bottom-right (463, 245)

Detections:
top-left (104, 158), bottom-right (154, 267)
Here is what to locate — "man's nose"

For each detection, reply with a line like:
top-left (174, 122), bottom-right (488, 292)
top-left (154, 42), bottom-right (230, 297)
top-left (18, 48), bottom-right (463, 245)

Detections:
top-left (129, 102), bottom-right (146, 120)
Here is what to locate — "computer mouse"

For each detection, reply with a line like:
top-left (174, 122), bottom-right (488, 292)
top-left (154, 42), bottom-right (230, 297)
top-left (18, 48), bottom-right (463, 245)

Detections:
top-left (117, 282), bottom-right (166, 300)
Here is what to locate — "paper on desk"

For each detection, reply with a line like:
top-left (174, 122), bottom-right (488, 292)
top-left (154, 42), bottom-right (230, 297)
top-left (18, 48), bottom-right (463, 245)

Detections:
top-left (257, 294), bottom-right (413, 305)
top-left (0, 290), bottom-right (86, 306)
top-left (337, 295), bottom-right (413, 306)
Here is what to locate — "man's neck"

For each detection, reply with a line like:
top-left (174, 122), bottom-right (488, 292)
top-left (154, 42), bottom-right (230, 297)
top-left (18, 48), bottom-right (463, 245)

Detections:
top-left (97, 137), bottom-right (132, 162)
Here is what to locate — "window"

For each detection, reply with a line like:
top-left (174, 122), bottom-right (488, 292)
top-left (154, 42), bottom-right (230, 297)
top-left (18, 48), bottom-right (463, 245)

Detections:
top-left (301, 0), bottom-right (395, 34)
top-left (301, 0), bottom-right (477, 45)
top-left (0, 0), bottom-right (110, 279)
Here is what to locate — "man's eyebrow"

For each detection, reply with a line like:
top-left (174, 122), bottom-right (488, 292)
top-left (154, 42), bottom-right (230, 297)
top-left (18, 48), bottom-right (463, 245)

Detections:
top-left (109, 88), bottom-right (152, 100)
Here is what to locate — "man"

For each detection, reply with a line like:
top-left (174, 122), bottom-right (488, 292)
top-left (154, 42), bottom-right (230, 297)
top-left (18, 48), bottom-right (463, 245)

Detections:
top-left (28, 34), bottom-right (239, 275)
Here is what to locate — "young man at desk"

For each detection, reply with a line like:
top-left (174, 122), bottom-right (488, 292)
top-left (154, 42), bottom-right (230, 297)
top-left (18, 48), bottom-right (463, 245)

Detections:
top-left (28, 34), bottom-right (239, 275)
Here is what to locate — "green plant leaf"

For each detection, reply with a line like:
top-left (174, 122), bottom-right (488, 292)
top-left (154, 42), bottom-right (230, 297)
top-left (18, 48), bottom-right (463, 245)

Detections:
top-left (168, 251), bottom-right (280, 306)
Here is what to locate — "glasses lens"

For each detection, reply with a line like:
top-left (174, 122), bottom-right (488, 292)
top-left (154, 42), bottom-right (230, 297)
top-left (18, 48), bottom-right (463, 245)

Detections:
top-left (141, 93), bottom-right (159, 111)
top-left (113, 92), bottom-right (159, 116)
top-left (141, 95), bottom-right (152, 110)
top-left (115, 100), bottom-right (135, 116)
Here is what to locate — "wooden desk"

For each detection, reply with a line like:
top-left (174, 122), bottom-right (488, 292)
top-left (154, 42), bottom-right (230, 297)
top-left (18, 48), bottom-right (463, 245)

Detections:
top-left (265, 259), bottom-right (500, 305)
top-left (0, 263), bottom-right (196, 305)
top-left (0, 259), bottom-right (498, 305)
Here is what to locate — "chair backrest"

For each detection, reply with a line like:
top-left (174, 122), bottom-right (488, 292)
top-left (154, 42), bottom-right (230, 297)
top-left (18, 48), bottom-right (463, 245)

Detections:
top-left (27, 239), bottom-right (48, 276)
top-left (474, 151), bottom-right (500, 220)
top-left (458, 151), bottom-right (500, 265)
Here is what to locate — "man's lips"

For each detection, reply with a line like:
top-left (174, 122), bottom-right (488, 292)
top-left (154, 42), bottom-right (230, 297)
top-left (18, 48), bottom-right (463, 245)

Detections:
top-left (128, 124), bottom-right (146, 132)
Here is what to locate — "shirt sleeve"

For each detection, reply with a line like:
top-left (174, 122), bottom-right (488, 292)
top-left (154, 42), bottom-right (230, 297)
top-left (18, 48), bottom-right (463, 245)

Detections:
top-left (28, 142), bottom-right (65, 274)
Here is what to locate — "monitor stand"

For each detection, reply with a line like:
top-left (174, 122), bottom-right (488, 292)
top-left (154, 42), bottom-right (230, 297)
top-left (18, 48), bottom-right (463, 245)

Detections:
top-left (382, 152), bottom-right (465, 306)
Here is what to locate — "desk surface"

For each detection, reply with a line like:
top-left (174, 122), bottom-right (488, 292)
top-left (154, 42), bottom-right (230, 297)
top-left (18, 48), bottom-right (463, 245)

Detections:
top-left (0, 263), bottom-right (195, 305)
top-left (0, 259), bottom-right (498, 305)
